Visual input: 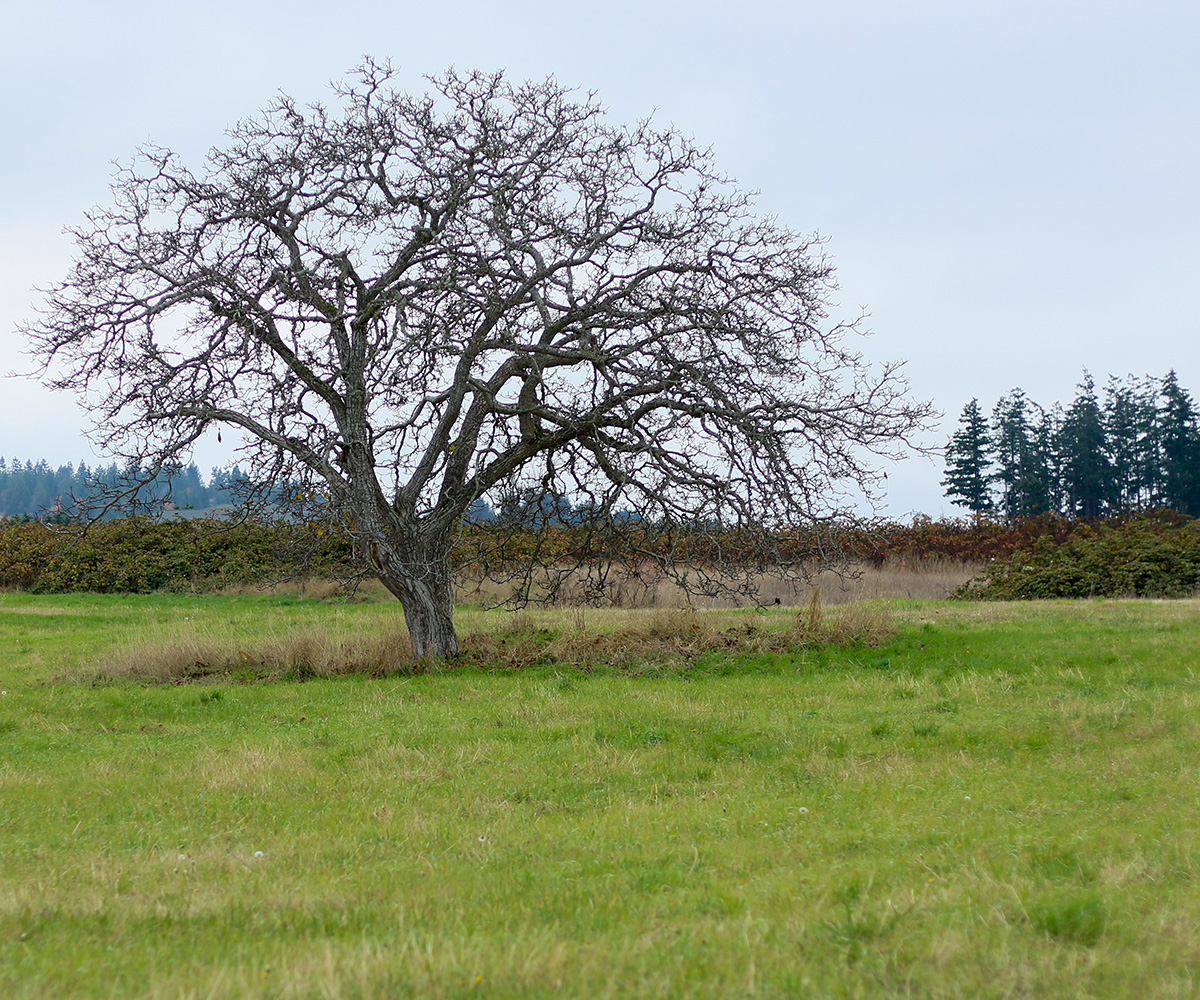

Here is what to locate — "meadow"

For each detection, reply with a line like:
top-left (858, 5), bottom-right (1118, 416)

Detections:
top-left (1, 591), bottom-right (1199, 998)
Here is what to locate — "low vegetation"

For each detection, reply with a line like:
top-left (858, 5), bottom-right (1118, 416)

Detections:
top-left (2, 592), bottom-right (1199, 997)
top-left (957, 511), bottom-right (1200, 600)
top-left (6, 512), bottom-right (1196, 603)
top-left (0, 516), bottom-right (357, 593)
top-left (83, 595), bottom-right (896, 685)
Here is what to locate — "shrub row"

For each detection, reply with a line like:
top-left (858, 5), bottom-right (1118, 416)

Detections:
top-left (0, 517), bottom-right (356, 593)
top-left (1, 511), bottom-right (1195, 598)
top-left (953, 512), bottom-right (1200, 600)
top-left (2, 514), bottom-right (1001, 595)
top-left (452, 515), bottom-right (1074, 572)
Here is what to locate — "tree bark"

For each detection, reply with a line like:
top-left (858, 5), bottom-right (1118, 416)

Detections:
top-left (396, 577), bottom-right (460, 660)
top-left (372, 537), bottom-right (460, 660)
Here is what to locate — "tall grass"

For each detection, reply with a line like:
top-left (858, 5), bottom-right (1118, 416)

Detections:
top-left (89, 595), bottom-right (897, 683)
top-left (456, 556), bottom-right (982, 608)
top-left (99, 622), bottom-right (415, 683)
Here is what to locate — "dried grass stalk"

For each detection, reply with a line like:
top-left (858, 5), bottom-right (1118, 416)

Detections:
top-left (88, 601), bottom-right (897, 684)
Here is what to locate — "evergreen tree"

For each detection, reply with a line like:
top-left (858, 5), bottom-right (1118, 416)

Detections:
top-left (174, 464), bottom-right (210, 508)
top-left (1158, 371), bottom-right (1200, 516)
top-left (1056, 372), bottom-right (1111, 518)
top-left (1, 460), bottom-right (32, 516)
top-left (29, 460), bottom-right (55, 513)
top-left (942, 398), bottom-right (994, 512)
top-left (465, 498), bottom-right (496, 523)
top-left (992, 391), bottom-right (1053, 519)
top-left (210, 466), bottom-right (248, 505)
top-left (1103, 375), bottom-right (1158, 511)
top-left (0, 456), bottom-right (230, 516)
top-left (1038, 403), bottom-right (1065, 515)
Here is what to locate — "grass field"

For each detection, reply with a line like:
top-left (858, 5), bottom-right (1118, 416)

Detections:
top-left (2, 592), bottom-right (1199, 998)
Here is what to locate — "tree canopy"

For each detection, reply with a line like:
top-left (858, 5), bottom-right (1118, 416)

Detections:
top-left (28, 62), bottom-right (932, 656)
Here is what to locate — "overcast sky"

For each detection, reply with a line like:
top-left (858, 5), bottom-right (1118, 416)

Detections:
top-left (2, 0), bottom-right (1197, 516)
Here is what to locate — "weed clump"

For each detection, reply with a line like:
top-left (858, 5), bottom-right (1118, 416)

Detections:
top-left (1026, 890), bottom-right (1108, 946)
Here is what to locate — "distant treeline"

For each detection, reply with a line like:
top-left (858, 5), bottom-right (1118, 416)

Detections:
top-left (0, 454), bottom-right (505, 523)
top-left (0, 460), bottom-right (253, 519)
top-left (943, 371), bottom-right (1200, 519)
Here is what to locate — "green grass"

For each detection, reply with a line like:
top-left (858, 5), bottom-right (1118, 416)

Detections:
top-left (2, 593), bottom-right (1199, 997)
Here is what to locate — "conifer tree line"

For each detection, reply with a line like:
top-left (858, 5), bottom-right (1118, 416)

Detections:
top-left (943, 371), bottom-right (1200, 519)
top-left (0, 460), bottom-right (249, 518)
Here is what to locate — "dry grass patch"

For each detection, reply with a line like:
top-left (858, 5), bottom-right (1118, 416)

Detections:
top-left (218, 577), bottom-right (360, 601)
top-left (210, 557), bottom-right (979, 610)
top-left (456, 557), bottom-right (981, 609)
top-left (84, 597), bottom-right (896, 683)
top-left (460, 596), bottom-right (896, 670)
top-left (90, 622), bottom-right (415, 684)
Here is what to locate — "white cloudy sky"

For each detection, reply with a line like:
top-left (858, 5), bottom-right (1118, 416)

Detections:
top-left (2, 0), bottom-right (1196, 516)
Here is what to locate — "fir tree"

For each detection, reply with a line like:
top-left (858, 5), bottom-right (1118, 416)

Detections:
top-left (1158, 371), bottom-right (1200, 516)
top-left (942, 398), bottom-right (994, 512)
top-left (1103, 375), bottom-right (1158, 511)
top-left (1056, 372), bottom-right (1111, 518)
top-left (992, 391), bottom-right (1053, 519)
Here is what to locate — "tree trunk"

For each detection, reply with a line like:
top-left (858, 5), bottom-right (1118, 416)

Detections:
top-left (370, 536), bottom-right (460, 660)
top-left (396, 576), bottom-right (460, 660)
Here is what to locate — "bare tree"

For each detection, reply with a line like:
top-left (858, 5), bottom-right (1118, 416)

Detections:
top-left (27, 61), bottom-right (932, 658)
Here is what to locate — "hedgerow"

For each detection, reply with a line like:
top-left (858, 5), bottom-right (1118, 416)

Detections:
top-left (953, 512), bottom-right (1200, 600)
top-left (0, 517), bottom-right (356, 593)
top-left (2, 512), bottom-right (1195, 598)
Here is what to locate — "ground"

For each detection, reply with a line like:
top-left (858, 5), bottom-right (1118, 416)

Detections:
top-left (1, 594), bottom-right (1198, 998)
